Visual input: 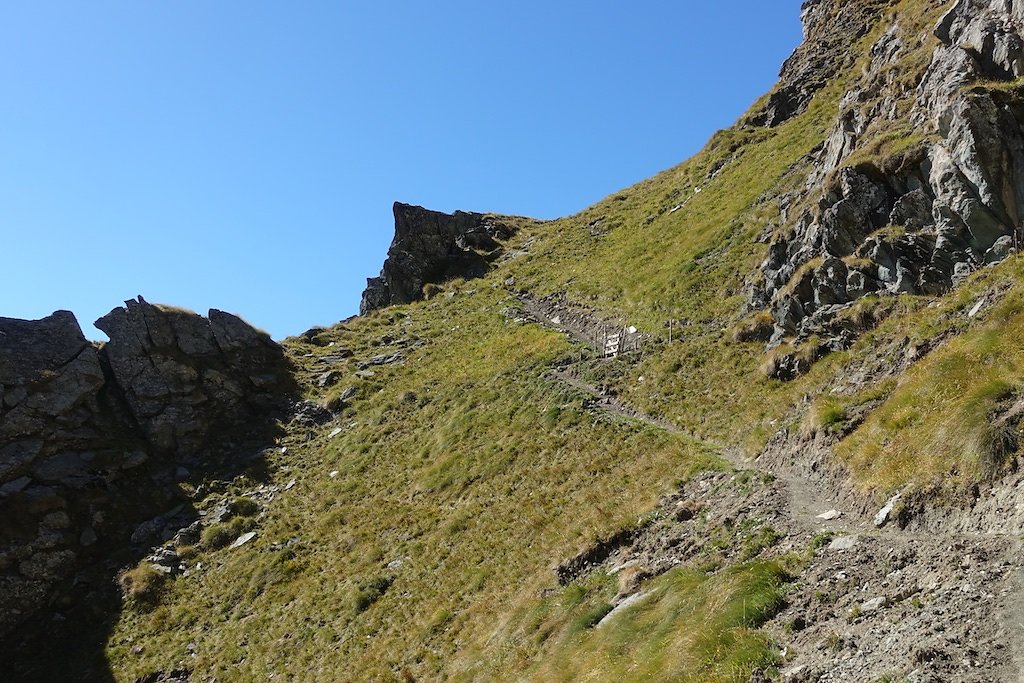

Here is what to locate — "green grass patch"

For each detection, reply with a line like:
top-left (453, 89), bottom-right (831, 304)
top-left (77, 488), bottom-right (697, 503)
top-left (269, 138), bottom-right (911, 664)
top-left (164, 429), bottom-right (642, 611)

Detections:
top-left (839, 288), bottom-right (1024, 489)
top-left (530, 562), bottom-right (789, 683)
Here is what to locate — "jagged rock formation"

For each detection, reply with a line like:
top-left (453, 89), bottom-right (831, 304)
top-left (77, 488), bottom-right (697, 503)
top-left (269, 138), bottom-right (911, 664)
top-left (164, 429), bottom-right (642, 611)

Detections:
top-left (95, 297), bottom-right (291, 453)
top-left (749, 0), bottom-right (892, 127)
top-left (751, 0), bottom-right (1024, 374)
top-left (360, 202), bottom-right (518, 314)
top-left (0, 297), bottom-right (294, 640)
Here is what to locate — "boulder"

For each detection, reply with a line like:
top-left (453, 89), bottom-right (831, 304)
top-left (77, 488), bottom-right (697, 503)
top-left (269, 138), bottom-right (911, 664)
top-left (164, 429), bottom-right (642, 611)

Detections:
top-left (821, 170), bottom-right (890, 257)
top-left (889, 189), bottom-right (934, 229)
top-left (985, 235), bottom-right (1015, 263)
top-left (812, 259), bottom-right (850, 308)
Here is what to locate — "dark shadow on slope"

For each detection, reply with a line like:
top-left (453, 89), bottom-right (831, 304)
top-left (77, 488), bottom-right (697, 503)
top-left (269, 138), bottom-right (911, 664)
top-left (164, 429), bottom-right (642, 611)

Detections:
top-left (0, 303), bottom-right (302, 682)
top-left (0, 424), bottom-right (292, 683)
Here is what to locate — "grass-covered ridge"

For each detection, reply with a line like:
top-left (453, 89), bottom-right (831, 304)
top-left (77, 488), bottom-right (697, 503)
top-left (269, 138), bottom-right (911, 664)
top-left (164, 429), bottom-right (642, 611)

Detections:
top-left (498, 0), bottom-right (951, 452)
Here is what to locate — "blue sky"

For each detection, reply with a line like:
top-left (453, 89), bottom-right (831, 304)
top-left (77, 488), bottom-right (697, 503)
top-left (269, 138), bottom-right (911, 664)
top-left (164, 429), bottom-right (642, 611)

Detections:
top-left (2, 2), bottom-right (803, 339)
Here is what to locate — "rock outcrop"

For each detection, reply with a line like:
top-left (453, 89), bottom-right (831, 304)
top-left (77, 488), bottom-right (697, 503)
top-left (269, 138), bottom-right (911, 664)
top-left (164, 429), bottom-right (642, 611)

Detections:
top-left (0, 298), bottom-right (295, 640)
top-left (360, 202), bottom-right (518, 314)
top-left (749, 0), bottom-right (892, 127)
top-left (95, 297), bottom-right (291, 453)
top-left (749, 0), bottom-right (1024, 374)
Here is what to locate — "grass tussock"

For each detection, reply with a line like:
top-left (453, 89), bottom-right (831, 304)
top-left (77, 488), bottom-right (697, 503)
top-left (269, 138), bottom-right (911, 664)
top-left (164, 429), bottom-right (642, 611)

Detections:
top-left (118, 564), bottom-right (166, 607)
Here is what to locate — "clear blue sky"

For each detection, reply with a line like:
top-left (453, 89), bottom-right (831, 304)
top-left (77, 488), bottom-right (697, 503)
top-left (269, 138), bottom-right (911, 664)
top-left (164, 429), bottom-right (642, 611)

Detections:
top-left (2, 2), bottom-right (803, 340)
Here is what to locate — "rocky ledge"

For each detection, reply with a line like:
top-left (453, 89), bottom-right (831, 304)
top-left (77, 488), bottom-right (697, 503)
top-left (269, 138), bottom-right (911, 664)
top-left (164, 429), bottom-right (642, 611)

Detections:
top-left (0, 297), bottom-right (295, 640)
top-left (360, 202), bottom-right (518, 314)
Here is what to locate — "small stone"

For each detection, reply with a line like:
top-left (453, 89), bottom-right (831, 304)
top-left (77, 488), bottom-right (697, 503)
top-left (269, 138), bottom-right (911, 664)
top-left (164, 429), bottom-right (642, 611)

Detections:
top-left (783, 664), bottom-right (807, 679)
top-left (874, 493), bottom-right (901, 528)
top-left (122, 451), bottom-right (148, 469)
top-left (968, 298), bottom-right (987, 318)
top-left (32, 453), bottom-right (88, 483)
top-left (173, 521), bottom-right (202, 546)
top-left (0, 476), bottom-right (33, 496)
top-left (328, 428), bottom-right (342, 439)
top-left (609, 559), bottom-right (640, 575)
top-left (284, 479), bottom-right (296, 491)
top-left (861, 596), bottom-right (887, 612)
top-left (230, 531), bottom-right (256, 549)
top-left (357, 352), bottom-right (405, 370)
top-left (329, 470), bottom-right (339, 478)
top-left (673, 499), bottom-right (702, 522)
top-left (596, 591), bottom-right (652, 628)
top-left (829, 536), bottom-right (858, 551)
top-left (817, 509), bottom-right (841, 521)
top-left (149, 547), bottom-right (181, 570)
top-left (40, 511), bottom-right (71, 531)
top-left (317, 370), bottom-right (342, 388)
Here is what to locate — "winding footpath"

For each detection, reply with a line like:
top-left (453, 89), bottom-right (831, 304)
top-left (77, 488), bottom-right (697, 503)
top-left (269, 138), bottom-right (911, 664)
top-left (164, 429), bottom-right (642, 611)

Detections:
top-left (518, 289), bottom-right (1024, 682)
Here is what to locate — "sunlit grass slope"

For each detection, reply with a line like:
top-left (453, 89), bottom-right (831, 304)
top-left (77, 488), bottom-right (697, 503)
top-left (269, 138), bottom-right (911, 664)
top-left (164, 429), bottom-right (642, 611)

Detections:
top-left (835, 259), bottom-right (1024, 491)
top-left (497, 0), bottom-right (1013, 491)
top-left (107, 288), bottom-right (734, 681)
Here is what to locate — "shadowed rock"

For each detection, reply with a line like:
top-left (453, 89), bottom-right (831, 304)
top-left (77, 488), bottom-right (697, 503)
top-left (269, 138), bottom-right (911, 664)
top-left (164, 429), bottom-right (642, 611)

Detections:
top-left (0, 298), bottom-right (297, 671)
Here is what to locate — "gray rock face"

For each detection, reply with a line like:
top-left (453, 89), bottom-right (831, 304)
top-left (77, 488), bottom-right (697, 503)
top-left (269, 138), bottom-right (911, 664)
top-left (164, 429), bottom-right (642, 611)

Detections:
top-left (360, 202), bottom-right (518, 314)
top-left (0, 299), bottom-right (294, 642)
top-left (95, 297), bottom-right (290, 453)
top-left (755, 1), bottom-right (1024, 371)
top-left (749, 0), bottom-right (889, 127)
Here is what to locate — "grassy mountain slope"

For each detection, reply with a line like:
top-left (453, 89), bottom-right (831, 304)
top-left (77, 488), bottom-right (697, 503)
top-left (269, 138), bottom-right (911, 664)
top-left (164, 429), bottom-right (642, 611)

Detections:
top-left (99, 0), bottom-right (1024, 680)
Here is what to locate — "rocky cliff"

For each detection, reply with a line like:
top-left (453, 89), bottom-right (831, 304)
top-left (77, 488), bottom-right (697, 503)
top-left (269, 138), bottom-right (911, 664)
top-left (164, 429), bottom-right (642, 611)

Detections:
top-left (360, 202), bottom-right (519, 314)
top-left (0, 297), bottom-right (294, 643)
top-left (750, 0), bottom-right (892, 128)
top-left (751, 0), bottom-right (1024, 376)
